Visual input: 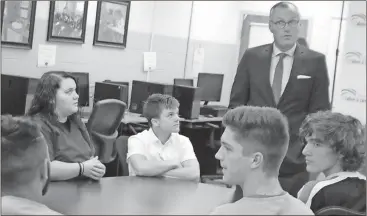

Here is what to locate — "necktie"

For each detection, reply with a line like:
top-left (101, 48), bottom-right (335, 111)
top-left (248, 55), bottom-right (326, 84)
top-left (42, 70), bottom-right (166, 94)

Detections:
top-left (272, 53), bottom-right (287, 104)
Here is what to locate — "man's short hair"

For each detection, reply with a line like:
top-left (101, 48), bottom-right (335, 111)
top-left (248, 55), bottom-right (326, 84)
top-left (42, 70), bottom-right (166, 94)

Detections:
top-left (223, 106), bottom-right (289, 176)
top-left (1, 115), bottom-right (47, 186)
top-left (299, 111), bottom-right (365, 172)
top-left (143, 94), bottom-right (180, 126)
top-left (269, 1), bottom-right (300, 19)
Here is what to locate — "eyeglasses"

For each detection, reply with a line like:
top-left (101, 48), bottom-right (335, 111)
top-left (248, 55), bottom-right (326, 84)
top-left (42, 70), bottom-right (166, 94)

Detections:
top-left (271, 20), bottom-right (299, 29)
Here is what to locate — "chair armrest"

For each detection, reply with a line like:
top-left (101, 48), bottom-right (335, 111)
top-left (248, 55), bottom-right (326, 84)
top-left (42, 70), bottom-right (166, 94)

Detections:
top-left (91, 130), bottom-right (118, 163)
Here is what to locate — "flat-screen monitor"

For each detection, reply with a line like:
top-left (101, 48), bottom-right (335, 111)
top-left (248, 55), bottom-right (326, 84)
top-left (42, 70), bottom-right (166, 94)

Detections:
top-left (197, 73), bottom-right (224, 104)
top-left (130, 80), bottom-right (174, 114)
top-left (70, 72), bottom-right (89, 107)
top-left (93, 82), bottom-right (128, 105)
top-left (174, 78), bottom-right (194, 87)
top-left (1, 74), bottom-right (29, 116)
top-left (103, 80), bottom-right (129, 107)
top-left (24, 77), bottom-right (39, 113)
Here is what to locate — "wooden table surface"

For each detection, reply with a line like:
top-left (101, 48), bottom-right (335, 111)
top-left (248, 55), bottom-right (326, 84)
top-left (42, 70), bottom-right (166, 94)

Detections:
top-left (43, 176), bottom-right (235, 215)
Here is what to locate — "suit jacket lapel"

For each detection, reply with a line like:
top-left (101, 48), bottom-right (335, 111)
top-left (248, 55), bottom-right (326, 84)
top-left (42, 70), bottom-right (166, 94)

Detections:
top-left (261, 44), bottom-right (277, 107)
top-left (278, 44), bottom-right (305, 106)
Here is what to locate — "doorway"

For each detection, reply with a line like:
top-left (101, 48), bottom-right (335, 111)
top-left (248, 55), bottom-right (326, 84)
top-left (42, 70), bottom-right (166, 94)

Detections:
top-left (238, 14), bottom-right (309, 61)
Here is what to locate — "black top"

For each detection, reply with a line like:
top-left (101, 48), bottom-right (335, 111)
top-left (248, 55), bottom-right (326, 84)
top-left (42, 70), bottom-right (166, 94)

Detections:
top-left (34, 114), bottom-right (95, 163)
top-left (311, 177), bottom-right (366, 213)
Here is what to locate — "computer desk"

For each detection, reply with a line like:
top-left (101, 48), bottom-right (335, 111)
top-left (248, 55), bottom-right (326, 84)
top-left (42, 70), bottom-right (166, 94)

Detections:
top-left (180, 115), bottom-right (222, 124)
top-left (82, 110), bottom-right (223, 152)
top-left (82, 111), bottom-right (222, 130)
top-left (81, 111), bottom-right (147, 124)
top-left (81, 111), bottom-right (222, 147)
top-left (121, 113), bottom-right (223, 136)
top-left (42, 176), bottom-right (235, 215)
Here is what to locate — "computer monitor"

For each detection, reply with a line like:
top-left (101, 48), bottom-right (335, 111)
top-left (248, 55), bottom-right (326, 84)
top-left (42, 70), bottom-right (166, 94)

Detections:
top-left (24, 77), bottom-right (39, 113)
top-left (130, 80), bottom-right (174, 114)
top-left (1, 74), bottom-right (29, 116)
top-left (197, 73), bottom-right (224, 105)
top-left (70, 72), bottom-right (89, 107)
top-left (174, 78), bottom-right (194, 87)
top-left (93, 82), bottom-right (128, 106)
top-left (103, 80), bottom-right (129, 107)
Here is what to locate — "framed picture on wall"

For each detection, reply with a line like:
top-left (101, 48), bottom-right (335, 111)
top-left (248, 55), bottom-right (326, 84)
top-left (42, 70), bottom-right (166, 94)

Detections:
top-left (47, 1), bottom-right (88, 43)
top-left (1, 1), bottom-right (37, 49)
top-left (93, 0), bottom-right (131, 49)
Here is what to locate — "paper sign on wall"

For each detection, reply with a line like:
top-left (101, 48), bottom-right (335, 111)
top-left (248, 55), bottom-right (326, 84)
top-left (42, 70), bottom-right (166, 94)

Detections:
top-left (38, 44), bottom-right (56, 67)
top-left (192, 47), bottom-right (204, 78)
top-left (144, 52), bottom-right (157, 72)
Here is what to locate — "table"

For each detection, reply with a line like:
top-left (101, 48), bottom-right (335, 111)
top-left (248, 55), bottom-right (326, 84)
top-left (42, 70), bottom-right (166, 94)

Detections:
top-left (43, 176), bottom-right (235, 215)
top-left (81, 111), bottom-right (147, 124)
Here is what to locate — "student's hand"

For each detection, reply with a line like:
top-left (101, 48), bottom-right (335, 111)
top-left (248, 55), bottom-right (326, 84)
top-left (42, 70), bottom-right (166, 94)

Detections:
top-left (82, 156), bottom-right (106, 180)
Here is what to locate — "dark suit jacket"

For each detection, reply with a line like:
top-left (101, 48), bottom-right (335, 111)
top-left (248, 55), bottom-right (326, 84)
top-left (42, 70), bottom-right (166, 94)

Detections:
top-left (229, 43), bottom-right (331, 176)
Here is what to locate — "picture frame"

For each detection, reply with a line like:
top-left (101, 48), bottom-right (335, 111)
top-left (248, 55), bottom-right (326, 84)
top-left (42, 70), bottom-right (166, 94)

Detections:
top-left (1, 1), bottom-right (37, 49)
top-left (47, 1), bottom-right (88, 43)
top-left (93, 0), bottom-right (131, 49)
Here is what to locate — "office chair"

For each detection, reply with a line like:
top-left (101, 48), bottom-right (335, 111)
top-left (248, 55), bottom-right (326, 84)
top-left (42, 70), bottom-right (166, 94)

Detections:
top-left (316, 206), bottom-right (365, 216)
top-left (86, 99), bottom-right (126, 164)
top-left (115, 136), bottom-right (130, 176)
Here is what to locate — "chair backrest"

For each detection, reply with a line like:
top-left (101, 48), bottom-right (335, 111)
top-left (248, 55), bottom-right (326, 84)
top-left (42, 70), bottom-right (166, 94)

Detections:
top-left (87, 99), bottom-right (125, 163)
top-left (87, 99), bottom-right (126, 135)
top-left (115, 136), bottom-right (129, 176)
top-left (316, 206), bottom-right (366, 216)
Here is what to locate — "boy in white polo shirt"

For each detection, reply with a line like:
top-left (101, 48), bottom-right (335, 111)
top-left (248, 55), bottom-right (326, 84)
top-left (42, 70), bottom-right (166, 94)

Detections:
top-left (127, 94), bottom-right (200, 181)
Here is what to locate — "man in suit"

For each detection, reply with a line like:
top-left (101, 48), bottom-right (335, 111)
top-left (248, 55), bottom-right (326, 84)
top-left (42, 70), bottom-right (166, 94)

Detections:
top-left (229, 1), bottom-right (330, 197)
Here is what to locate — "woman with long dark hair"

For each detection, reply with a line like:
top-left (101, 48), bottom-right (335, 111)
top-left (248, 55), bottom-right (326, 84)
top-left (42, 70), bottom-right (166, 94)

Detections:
top-left (27, 71), bottom-right (105, 181)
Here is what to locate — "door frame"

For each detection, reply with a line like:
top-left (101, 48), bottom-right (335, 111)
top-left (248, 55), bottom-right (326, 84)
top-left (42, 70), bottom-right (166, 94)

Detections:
top-left (231, 10), bottom-right (314, 83)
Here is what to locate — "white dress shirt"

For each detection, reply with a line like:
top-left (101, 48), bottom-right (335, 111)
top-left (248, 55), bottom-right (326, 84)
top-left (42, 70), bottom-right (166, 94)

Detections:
top-left (269, 43), bottom-right (297, 95)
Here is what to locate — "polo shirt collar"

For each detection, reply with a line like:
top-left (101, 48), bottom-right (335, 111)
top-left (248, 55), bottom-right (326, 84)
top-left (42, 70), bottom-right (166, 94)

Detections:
top-left (147, 128), bottom-right (173, 145)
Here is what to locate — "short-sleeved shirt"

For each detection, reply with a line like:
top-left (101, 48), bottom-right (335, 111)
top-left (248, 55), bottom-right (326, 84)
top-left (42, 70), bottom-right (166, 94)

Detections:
top-left (126, 129), bottom-right (197, 176)
top-left (2, 195), bottom-right (62, 215)
top-left (34, 114), bottom-right (95, 163)
top-left (210, 192), bottom-right (314, 215)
